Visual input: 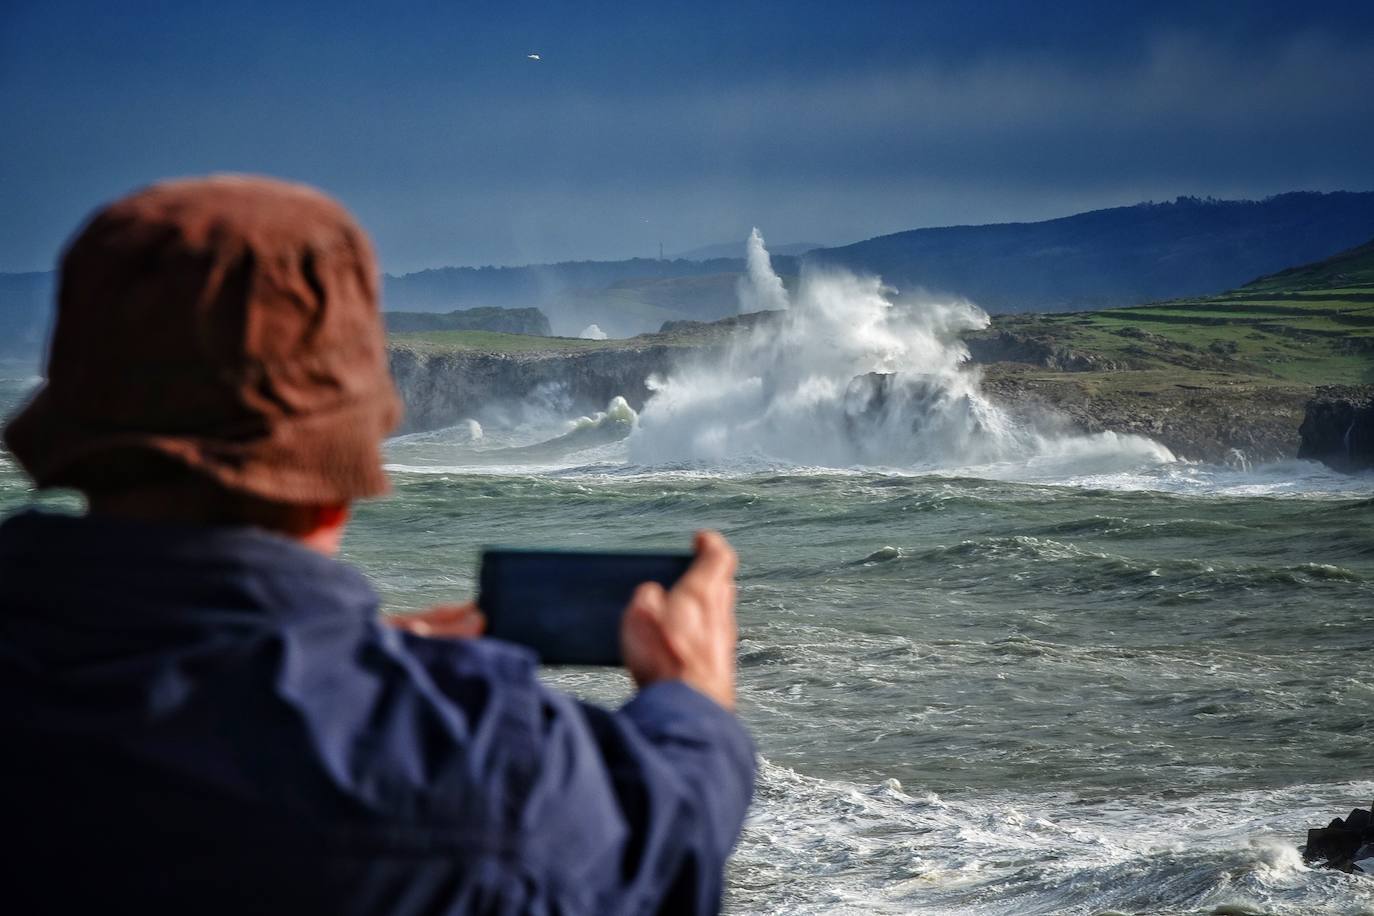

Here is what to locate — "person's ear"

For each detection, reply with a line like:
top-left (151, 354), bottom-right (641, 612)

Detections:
top-left (314, 504), bottom-right (349, 529)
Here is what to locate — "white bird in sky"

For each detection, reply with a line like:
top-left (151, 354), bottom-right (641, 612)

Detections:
top-left (526, 53), bottom-right (541, 61)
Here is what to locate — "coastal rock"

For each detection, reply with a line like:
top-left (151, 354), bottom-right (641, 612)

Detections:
top-left (980, 368), bottom-right (1309, 464)
top-left (965, 329), bottom-right (1121, 372)
top-left (1303, 803), bottom-right (1374, 874)
top-left (388, 343), bottom-right (691, 434)
top-left (388, 340), bottom-right (1314, 464)
top-left (1297, 386), bottom-right (1374, 471)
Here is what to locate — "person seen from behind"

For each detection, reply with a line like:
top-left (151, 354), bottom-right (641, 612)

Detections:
top-left (0, 176), bottom-right (754, 915)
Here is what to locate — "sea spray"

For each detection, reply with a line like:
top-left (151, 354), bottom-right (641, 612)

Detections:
top-left (630, 230), bottom-right (1174, 471)
top-left (736, 228), bottom-right (789, 314)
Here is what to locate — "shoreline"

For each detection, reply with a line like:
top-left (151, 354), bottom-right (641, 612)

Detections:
top-left (386, 338), bottom-right (1319, 464)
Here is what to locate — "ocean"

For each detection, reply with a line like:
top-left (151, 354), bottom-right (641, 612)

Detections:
top-left (362, 441), bottom-right (1374, 916)
top-left (4, 367), bottom-right (1371, 914)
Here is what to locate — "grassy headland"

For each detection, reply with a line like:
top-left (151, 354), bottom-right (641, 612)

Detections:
top-left (387, 312), bottom-right (769, 357)
top-left (392, 238), bottom-right (1374, 375)
top-left (975, 237), bottom-right (1374, 386)
top-left (387, 240), bottom-right (1374, 459)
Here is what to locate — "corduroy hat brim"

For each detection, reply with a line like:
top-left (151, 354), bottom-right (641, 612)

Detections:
top-left (2, 175), bottom-right (403, 504)
top-left (4, 380), bottom-right (400, 504)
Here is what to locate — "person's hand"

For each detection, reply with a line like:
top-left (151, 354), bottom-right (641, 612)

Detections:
top-left (621, 531), bottom-right (739, 711)
top-left (387, 603), bottom-right (485, 638)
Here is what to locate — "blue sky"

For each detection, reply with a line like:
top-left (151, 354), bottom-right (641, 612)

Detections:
top-left (3, 0), bottom-right (1373, 273)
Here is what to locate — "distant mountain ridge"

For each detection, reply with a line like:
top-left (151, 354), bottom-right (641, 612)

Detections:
top-left (805, 191), bottom-right (1374, 313)
top-left (670, 240), bottom-right (822, 261)
top-left (6, 191), bottom-right (1374, 357)
top-left (382, 256), bottom-right (801, 337)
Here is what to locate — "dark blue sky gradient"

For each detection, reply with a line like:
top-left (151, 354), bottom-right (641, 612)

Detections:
top-left (3, 0), bottom-right (1373, 272)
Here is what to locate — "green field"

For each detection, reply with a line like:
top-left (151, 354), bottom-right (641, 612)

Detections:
top-left (388, 329), bottom-right (621, 355)
top-left (388, 322), bottom-right (732, 356)
top-left (985, 238), bottom-right (1374, 385)
top-left (387, 307), bottom-right (771, 356)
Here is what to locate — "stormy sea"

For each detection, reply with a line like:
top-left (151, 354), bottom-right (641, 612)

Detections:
top-left (2, 244), bottom-right (1371, 914)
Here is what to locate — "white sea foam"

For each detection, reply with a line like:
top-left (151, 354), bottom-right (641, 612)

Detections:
top-left (568, 394), bottom-right (637, 432)
top-left (384, 396), bottom-right (637, 474)
top-left (732, 761), bottom-right (1374, 915)
top-left (629, 230), bottom-right (1174, 475)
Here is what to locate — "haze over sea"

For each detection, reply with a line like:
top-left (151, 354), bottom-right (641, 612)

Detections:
top-left (2, 244), bottom-right (1371, 914)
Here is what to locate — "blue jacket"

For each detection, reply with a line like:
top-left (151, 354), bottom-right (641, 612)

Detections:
top-left (0, 511), bottom-right (755, 915)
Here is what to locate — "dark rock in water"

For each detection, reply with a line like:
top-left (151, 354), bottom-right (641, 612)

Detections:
top-left (1303, 802), bottom-right (1374, 873)
top-left (843, 371), bottom-right (899, 418)
top-left (1298, 386), bottom-right (1374, 471)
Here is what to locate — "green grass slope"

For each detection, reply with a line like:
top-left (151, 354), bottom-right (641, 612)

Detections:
top-left (387, 313), bottom-right (752, 356)
top-left (984, 237), bottom-right (1374, 385)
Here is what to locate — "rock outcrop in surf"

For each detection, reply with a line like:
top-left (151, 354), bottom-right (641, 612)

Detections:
top-left (1298, 386), bottom-right (1374, 472)
top-left (1304, 802), bottom-right (1374, 874)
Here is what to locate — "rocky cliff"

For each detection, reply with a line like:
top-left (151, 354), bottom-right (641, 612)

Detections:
top-left (980, 367), bottom-right (1311, 464)
top-left (388, 342), bottom-right (708, 434)
top-left (1298, 386), bottom-right (1374, 471)
top-left (388, 338), bottom-right (1313, 462)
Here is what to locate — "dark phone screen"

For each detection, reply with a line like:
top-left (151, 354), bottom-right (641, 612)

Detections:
top-left (478, 549), bottom-right (693, 665)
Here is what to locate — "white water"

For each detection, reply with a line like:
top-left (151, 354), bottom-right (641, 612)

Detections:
top-left (733, 762), bottom-right (1374, 915)
top-left (629, 230), bottom-right (1174, 473)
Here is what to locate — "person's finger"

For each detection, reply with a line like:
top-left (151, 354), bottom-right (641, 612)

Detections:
top-left (626, 581), bottom-right (668, 624)
top-left (621, 583), bottom-right (678, 682)
top-left (418, 603), bottom-right (481, 623)
top-left (387, 605), bottom-right (486, 638)
top-left (434, 609), bottom-right (484, 638)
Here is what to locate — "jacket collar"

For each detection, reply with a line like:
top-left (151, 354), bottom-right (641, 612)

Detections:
top-left (0, 509), bottom-right (379, 625)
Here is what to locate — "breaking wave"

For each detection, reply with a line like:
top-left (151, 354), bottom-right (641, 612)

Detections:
top-left (629, 229), bottom-right (1172, 473)
top-left (733, 760), bottom-right (1374, 915)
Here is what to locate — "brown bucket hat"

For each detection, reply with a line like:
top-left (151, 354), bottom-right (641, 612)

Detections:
top-left (3, 175), bottom-right (402, 504)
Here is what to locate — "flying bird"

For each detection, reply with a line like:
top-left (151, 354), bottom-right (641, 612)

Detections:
top-left (526, 53), bottom-right (541, 61)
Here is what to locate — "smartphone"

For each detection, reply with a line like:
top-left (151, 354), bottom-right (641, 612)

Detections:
top-left (477, 548), bottom-right (694, 665)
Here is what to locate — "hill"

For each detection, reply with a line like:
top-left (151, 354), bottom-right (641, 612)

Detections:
top-left (7, 192), bottom-right (1374, 357)
top-left (808, 192), bottom-right (1374, 314)
top-left (671, 240), bottom-right (821, 261)
top-left (973, 235), bottom-right (1374, 385)
top-left (382, 256), bottom-right (798, 337)
top-left (384, 306), bottom-right (550, 336)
